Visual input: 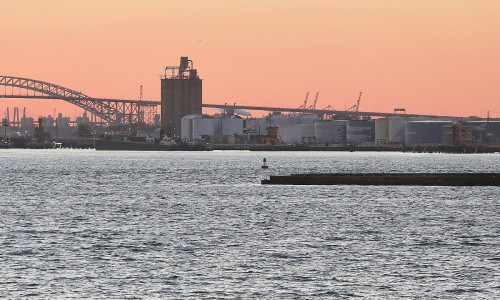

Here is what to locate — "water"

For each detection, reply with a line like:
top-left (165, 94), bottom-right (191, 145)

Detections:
top-left (1, 150), bottom-right (499, 299)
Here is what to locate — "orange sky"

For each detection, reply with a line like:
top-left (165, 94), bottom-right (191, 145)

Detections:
top-left (1, 0), bottom-right (499, 119)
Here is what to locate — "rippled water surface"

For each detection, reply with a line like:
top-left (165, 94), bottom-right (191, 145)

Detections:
top-left (1, 150), bottom-right (499, 299)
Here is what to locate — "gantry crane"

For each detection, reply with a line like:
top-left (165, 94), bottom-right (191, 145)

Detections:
top-left (308, 92), bottom-right (320, 110)
top-left (346, 92), bottom-right (362, 112)
top-left (299, 92), bottom-right (310, 109)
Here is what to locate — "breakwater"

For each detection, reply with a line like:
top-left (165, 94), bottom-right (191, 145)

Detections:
top-left (262, 173), bottom-right (500, 186)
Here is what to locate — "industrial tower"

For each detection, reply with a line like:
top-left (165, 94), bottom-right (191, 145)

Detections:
top-left (161, 57), bottom-right (202, 138)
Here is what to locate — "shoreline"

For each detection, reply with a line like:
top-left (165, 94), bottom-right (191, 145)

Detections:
top-left (3, 138), bottom-right (500, 154)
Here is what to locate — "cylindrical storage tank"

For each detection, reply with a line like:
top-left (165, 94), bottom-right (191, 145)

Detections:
top-left (192, 117), bottom-right (217, 140)
top-left (404, 121), bottom-right (452, 145)
top-left (467, 121), bottom-right (487, 143)
top-left (346, 120), bottom-right (375, 144)
top-left (244, 118), bottom-right (260, 135)
top-left (294, 114), bottom-right (321, 124)
top-left (279, 124), bottom-right (315, 144)
top-left (389, 116), bottom-right (407, 143)
top-left (181, 114), bottom-right (204, 140)
top-left (259, 113), bottom-right (293, 135)
top-left (332, 120), bottom-right (347, 144)
top-left (221, 117), bottom-right (244, 136)
top-left (258, 118), bottom-right (268, 135)
top-left (483, 121), bottom-right (500, 144)
top-left (466, 121), bottom-right (500, 144)
top-left (181, 115), bottom-right (191, 140)
top-left (314, 120), bottom-right (347, 145)
top-left (375, 118), bottom-right (390, 144)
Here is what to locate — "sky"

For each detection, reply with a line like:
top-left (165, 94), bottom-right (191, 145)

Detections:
top-left (1, 0), bottom-right (499, 120)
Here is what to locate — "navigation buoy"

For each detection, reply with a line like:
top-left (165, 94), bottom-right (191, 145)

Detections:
top-left (261, 158), bottom-right (268, 169)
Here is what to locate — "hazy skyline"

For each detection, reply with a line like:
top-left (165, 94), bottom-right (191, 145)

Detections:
top-left (1, 0), bottom-right (499, 119)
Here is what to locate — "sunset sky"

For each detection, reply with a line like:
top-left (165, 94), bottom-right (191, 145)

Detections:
top-left (1, 0), bottom-right (499, 119)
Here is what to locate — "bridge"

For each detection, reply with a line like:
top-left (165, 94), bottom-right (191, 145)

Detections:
top-left (0, 75), bottom-right (158, 124)
top-left (1, 75), bottom-right (475, 125)
top-left (202, 104), bottom-right (458, 119)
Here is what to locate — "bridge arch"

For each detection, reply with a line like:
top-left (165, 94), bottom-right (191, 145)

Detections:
top-left (0, 75), bottom-right (158, 124)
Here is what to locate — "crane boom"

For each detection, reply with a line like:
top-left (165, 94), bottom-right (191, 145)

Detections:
top-left (301, 92), bottom-right (310, 109)
top-left (355, 92), bottom-right (362, 112)
top-left (312, 92), bottom-right (319, 110)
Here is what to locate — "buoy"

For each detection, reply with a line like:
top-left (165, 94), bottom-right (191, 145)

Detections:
top-left (261, 158), bottom-right (268, 169)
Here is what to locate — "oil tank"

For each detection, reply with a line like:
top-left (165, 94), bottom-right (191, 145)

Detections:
top-left (468, 121), bottom-right (484, 143)
top-left (484, 121), bottom-right (500, 143)
top-left (468, 121), bottom-right (500, 144)
top-left (405, 121), bottom-right (452, 144)
top-left (192, 117), bottom-right (217, 140)
top-left (375, 118), bottom-right (390, 144)
top-left (221, 116), bottom-right (244, 136)
top-left (259, 113), bottom-right (293, 135)
top-left (314, 120), bottom-right (347, 145)
top-left (346, 120), bottom-right (375, 144)
top-left (181, 114), bottom-right (202, 140)
top-left (389, 116), bottom-right (406, 143)
top-left (291, 114), bottom-right (321, 124)
top-left (279, 124), bottom-right (315, 144)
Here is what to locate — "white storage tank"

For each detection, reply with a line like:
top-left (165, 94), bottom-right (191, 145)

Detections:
top-left (405, 121), bottom-right (452, 144)
top-left (279, 124), bottom-right (315, 144)
top-left (375, 118), bottom-right (390, 144)
top-left (314, 120), bottom-right (347, 145)
top-left (389, 116), bottom-right (406, 143)
top-left (181, 114), bottom-right (203, 140)
top-left (192, 117), bottom-right (218, 140)
top-left (259, 113), bottom-right (293, 135)
top-left (346, 120), bottom-right (375, 144)
top-left (221, 116), bottom-right (244, 136)
top-left (291, 114), bottom-right (321, 125)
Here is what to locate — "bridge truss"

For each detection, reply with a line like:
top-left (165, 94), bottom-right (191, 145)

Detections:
top-left (1, 75), bottom-right (472, 127)
top-left (0, 76), bottom-right (158, 125)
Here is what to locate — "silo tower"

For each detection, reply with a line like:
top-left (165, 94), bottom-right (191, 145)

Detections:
top-left (161, 56), bottom-right (202, 138)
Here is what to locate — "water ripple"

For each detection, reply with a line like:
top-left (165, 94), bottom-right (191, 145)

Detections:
top-left (1, 150), bottom-right (499, 299)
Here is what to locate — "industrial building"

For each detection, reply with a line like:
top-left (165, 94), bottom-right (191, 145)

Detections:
top-left (314, 120), bottom-right (347, 145)
top-left (1, 106), bottom-right (98, 139)
top-left (371, 117), bottom-right (500, 147)
top-left (181, 114), bottom-right (244, 143)
top-left (175, 111), bottom-right (500, 148)
top-left (156, 56), bottom-right (500, 150)
top-left (161, 56), bottom-right (202, 138)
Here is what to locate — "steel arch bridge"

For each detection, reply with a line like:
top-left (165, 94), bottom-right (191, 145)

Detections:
top-left (0, 75), bottom-right (159, 125)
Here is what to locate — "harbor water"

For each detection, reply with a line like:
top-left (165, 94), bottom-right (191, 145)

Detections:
top-left (1, 150), bottom-right (499, 299)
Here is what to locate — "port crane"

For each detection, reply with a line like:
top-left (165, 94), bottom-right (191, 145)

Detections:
top-left (299, 92), bottom-right (310, 109)
top-left (307, 92), bottom-right (320, 110)
top-left (343, 92), bottom-right (364, 120)
top-left (346, 92), bottom-right (362, 112)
